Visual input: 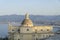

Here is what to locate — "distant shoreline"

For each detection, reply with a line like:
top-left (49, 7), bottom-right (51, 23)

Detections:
top-left (0, 22), bottom-right (21, 24)
top-left (0, 22), bottom-right (60, 26)
top-left (0, 22), bottom-right (8, 24)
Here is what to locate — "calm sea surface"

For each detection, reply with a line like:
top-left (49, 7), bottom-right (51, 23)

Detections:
top-left (0, 24), bottom-right (8, 37)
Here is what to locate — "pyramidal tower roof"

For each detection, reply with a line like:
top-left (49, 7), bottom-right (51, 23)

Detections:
top-left (21, 13), bottom-right (33, 27)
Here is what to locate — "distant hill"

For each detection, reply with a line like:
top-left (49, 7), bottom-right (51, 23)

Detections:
top-left (0, 15), bottom-right (60, 25)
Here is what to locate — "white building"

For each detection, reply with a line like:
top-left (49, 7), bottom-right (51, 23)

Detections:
top-left (8, 13), bottom-right (54, 40)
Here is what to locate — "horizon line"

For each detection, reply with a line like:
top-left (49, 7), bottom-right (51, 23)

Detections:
top-left (0, 14), bottom-right (60, 16)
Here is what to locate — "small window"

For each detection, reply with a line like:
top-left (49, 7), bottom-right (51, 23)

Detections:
top-left (12, 29), bottom-right (14, 31)
top-left (27, 29), bottom-right (29, 31)
top-left (36, 38), bottom-right (38, 40)
top-left (35, 29), bottom-right (37, 33)
top-left (47, 29), bottom-right (49, 31)
top-left (18, 29), bottom-right (20, 32)
top-left (18, 39), bottom-right (20, 40)
top-left (18, 29), bottom-right (20, 33)
top-left (41, 29), bottom-right (43, 31)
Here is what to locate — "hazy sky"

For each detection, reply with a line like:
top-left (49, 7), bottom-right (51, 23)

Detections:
top-left (0, 0), bottom-right (60, 15)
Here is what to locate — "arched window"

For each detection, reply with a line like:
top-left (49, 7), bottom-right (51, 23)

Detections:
top-left (18, 29), bottom-right (20, 31)
top-left (47, 29), bottom-right (49, 31)
top-left (41, 29), bottom-right (43, 31)
top-left (18, 29), bottom-right (20, 33)
top-left (12, 29), bottom-right (14, 31)
top-left (35, 29), bottom-right (37, 33)
top-left (34, 38), bottom-right (38, 40)
top-left (18, 39), bottom-right (20, 40)
top-left (27, 29), bottom-right (29, 31)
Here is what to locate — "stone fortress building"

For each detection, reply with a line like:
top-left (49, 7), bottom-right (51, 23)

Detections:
top-left (8, 13), bottom-right (54, 40)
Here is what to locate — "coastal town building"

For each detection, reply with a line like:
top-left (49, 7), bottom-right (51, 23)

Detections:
top-left (8, 13), bottom-right (54, 40)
